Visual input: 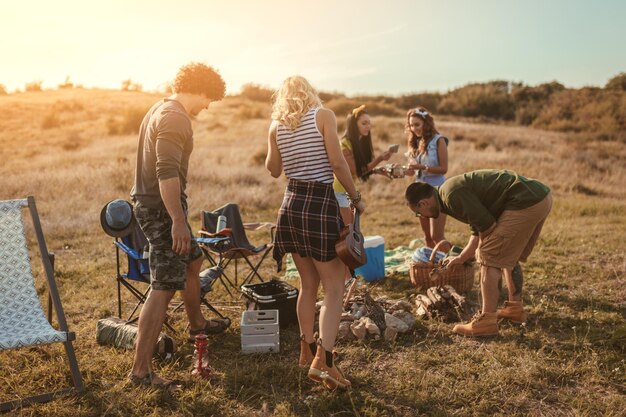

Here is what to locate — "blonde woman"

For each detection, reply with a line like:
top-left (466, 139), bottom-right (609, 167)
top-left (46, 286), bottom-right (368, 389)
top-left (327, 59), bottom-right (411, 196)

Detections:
top-left (266, 76), bottom-right (365, 390)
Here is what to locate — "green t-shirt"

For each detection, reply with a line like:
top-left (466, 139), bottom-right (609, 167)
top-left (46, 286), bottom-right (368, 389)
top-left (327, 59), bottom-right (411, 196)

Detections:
top-left (436, 169), bottom-right (550, 235)
top-left (332, 137), bottom-right (357, 193)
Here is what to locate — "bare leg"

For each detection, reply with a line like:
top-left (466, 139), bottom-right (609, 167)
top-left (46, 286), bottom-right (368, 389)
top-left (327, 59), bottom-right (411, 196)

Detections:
top-left (481, 265), bottom-right (502, 313)
top-left (132, 289), bottom-right (175, 381)
top-left (510, 263), bottom-right (523, 301)
top-left (430, 213), bottom-right (448, 250)
top-left (292, 253), bottom-right (320, 344)
top-left (502, 267), bottom-right (517, 301)
top-left (313, 257), bottom-right (345, 351)
top-left (419, 216), bottom-right (435, 248)
top-left (181, 256), bottom-right (206, 330)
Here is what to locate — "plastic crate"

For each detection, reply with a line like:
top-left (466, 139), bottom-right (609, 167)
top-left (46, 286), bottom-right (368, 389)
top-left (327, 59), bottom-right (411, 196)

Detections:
top-left (240, 280), bottom-right (298, 328)
top-left (240, 310), bottom-right (280, 354)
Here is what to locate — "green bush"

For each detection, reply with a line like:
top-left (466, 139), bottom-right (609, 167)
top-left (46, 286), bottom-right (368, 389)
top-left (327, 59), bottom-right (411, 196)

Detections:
top-left (325, 98), bottom-right (401, 119)
top-left (531, 87), bottom-right (626, 137)
top-left (438, 80), bottom-right (517, 120)
top-left (605, 72), bottom-right (626, 91)
top-left (393, 92), bottom-right (443, 113)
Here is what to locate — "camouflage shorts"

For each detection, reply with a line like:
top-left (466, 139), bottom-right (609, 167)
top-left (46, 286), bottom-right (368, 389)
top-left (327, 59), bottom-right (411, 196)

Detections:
top-left (134, 202), bottom-right (202, 291)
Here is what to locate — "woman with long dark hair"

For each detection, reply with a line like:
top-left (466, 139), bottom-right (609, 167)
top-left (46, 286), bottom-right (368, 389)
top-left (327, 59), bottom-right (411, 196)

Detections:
top-left (406, 106), bottom-right (449, 250)
top-left (333, 105), bottom-right (392, 225)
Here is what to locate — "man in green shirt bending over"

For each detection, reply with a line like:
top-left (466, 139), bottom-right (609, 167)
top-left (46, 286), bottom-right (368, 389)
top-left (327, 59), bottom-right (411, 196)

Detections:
top-left (405, 169), bottom-right (552, 337)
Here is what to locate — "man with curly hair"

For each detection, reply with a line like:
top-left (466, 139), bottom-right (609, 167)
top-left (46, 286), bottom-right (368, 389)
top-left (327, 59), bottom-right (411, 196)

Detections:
top-left (129, 63), bottom-right (226, 388)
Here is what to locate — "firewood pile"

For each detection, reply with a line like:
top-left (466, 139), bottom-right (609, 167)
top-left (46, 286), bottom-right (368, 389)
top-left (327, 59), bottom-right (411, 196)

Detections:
top-left (316, 285), bottom-right (417, 343)
top-left (314, 281), bottom-right (478, 344)
top-left (414, 284), bottom-right (476, 322)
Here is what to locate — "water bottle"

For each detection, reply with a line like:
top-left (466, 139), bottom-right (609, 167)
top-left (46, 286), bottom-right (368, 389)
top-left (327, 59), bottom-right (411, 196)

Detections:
top-left (216, 215), bottom-right (227, 233)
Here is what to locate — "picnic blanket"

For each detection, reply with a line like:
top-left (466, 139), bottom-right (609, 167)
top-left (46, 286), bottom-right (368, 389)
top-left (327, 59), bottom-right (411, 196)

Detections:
top-left (283, 238), bottom-right (424, 281)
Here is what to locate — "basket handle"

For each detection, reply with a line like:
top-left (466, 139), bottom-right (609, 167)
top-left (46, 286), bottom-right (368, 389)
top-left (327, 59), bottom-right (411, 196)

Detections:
top-left (429, 240), bottom-right (451, 263)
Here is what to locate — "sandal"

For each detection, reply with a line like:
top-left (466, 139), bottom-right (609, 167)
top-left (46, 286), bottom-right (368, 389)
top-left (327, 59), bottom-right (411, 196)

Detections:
top-left (128, 372), bottom-right (181, 391)
top-left (188, 317), bottom-right (231, 343)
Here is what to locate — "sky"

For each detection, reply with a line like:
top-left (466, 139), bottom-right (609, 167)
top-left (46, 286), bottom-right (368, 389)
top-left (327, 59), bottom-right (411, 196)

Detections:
top-left (1, 0), bottom-right (625, 95)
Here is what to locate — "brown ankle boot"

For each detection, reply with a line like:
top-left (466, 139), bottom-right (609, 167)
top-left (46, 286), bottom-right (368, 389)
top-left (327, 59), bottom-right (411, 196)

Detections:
top-left (308, 340), bottom-right (351, 390)
top-left (497, 301), bottom-right (528, 323)
top-left (299, 335), bottom-right (316, 367)
top-left (452, 312), bottom-right (498, 337)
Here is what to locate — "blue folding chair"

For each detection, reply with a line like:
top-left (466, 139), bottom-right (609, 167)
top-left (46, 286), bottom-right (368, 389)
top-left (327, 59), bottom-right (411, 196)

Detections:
top-left (102, 200), bottom-right (231, 331)
top-left (113, 224), bottom-right (155, 326)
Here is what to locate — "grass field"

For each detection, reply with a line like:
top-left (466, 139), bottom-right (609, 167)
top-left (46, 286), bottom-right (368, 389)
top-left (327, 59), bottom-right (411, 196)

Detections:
top-left (0, 89), bottom-right (624, 416)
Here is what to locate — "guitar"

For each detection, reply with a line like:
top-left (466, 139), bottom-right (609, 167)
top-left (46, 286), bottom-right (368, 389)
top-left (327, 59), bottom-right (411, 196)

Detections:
top-left (335, 210), bottom-right (367, 270)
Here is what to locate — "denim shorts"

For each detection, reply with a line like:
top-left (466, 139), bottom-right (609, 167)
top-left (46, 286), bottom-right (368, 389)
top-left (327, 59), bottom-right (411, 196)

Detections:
top-left (334, 191), bottom-right (350, 208)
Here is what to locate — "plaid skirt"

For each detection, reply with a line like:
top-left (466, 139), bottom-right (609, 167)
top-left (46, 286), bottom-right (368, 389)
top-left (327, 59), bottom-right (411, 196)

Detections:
top-left (273, 179), bottom-right (343, 271)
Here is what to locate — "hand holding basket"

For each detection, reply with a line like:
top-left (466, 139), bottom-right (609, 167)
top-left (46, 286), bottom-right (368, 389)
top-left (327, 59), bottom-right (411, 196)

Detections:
top-left (409, 240), bottom-right (476, 294)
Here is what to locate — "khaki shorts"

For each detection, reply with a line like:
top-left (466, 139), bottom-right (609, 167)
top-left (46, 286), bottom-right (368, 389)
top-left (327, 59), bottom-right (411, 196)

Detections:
top-left (477, 193), bottom-right (552, 269)
top-left (134, 202), bottom-right (202, 291)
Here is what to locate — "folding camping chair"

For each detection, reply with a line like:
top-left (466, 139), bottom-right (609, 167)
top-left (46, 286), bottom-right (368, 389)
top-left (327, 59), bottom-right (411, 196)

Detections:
top-left (0, 197), bottom-right (84, 411)
top-left (103, 200), bottom-right (229, 331)
top-left (198, 203), bottom-right (275, 297)
top-left (111, 222), bottom-right (171, 328)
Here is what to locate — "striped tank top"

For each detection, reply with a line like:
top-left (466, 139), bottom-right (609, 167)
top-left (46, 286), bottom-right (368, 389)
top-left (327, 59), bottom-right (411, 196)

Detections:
top-left (275, 107), bottom-right (334, 184)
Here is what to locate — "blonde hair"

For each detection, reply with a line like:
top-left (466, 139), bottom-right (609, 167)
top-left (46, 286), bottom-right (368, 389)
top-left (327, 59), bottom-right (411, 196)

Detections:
top-left (271, 76), bottom-right (322, 130)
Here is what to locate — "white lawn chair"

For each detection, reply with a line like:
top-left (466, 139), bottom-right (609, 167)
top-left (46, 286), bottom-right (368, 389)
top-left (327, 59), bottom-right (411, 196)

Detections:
top-left (0, 197), bottom-right (83, 411)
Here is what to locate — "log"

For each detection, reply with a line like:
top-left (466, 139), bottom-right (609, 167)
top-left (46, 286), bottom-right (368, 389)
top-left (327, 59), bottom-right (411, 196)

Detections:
top-left (416, 294), bottom-right (433, 309)
top-left (443, 285), bottom-right (467, 310)
top-left (415, 295), bottom-right (432, 319)
top-left (415, 303), bottom-right (429, 318)
top-left (343, 278), bottom-right (358, 309)
top-left (426, 287), bottom-right (444, 307)
top-left (364, 292), bottom-right (387, 331)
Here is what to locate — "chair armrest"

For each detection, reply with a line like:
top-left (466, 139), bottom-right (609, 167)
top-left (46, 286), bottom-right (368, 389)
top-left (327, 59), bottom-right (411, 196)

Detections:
top-left (114, 241), bottom-right (142, 260)
top-left (195, 236), bottom-right (231, 245)
top-left (243, 222), bottom-right (276, 243)
top-left (243, 222), bottom-right (275, 231)
top-left (199, 228), bottom-right (232, 237)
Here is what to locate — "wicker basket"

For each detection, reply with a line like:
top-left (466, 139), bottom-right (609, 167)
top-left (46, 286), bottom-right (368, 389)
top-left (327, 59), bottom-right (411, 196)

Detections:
top-left (408, 241), bottom-right (476, 294)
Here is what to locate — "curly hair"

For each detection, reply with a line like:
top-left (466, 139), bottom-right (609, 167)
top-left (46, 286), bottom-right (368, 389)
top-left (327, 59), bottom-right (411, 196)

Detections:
top-left (406, 106), bottom-right (438, 158)
top-left (172, 63), bottom-right (226, 101)
top-left (271, 76), bottom-right (322, 130)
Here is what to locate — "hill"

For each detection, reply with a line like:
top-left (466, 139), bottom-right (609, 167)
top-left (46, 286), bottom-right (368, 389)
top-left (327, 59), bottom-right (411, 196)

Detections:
top-left (0, 89), bottom-right (624, 416)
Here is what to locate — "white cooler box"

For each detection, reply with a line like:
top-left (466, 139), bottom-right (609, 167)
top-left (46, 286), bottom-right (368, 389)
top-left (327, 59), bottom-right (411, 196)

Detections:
top-left (240, 309), bottom-right (280, 353)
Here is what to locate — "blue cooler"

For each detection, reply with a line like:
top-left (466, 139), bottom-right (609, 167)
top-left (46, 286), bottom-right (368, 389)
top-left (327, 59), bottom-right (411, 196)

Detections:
top-left (355, 236), bottom-right (385, 282)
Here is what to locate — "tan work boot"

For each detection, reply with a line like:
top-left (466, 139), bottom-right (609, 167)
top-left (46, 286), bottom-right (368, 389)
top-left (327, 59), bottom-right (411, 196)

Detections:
top-left (299, 335), bottom-right (316, 367)
top-left (452, 312), bottom-right (498, 337)
top-left (497, 301), bottom-right (528, 323)
top-left (308, 340), bottom-right (351, 390)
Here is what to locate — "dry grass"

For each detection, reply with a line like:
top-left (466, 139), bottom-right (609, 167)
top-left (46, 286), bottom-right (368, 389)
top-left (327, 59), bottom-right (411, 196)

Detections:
top-left (0, 90), bottom-right (624, 416)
